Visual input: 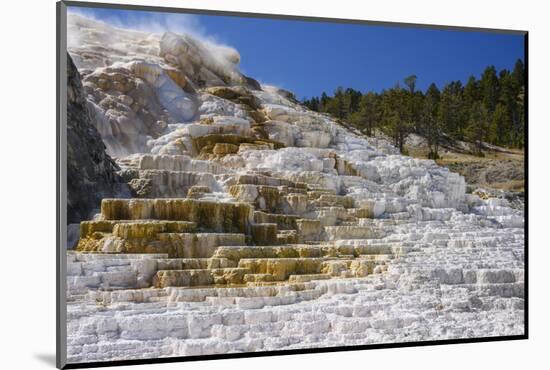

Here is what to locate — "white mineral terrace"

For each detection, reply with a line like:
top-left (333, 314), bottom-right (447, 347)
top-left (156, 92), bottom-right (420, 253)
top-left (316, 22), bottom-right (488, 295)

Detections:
top-left (66, 14), bottom-right (524, 363)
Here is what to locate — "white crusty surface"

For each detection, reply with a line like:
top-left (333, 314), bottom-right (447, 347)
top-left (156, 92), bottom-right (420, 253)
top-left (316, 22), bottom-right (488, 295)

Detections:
top-left (66, 13), bottom-right (524, 364)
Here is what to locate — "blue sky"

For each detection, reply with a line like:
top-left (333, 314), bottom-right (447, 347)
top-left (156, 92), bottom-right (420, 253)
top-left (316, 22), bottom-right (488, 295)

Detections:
top-left (68, 6), bottom-right (525, 99)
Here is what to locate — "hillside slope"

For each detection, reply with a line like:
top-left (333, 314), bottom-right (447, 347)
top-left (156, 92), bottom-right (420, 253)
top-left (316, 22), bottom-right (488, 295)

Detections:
top-left (401, 133), bottom-right (525, 193)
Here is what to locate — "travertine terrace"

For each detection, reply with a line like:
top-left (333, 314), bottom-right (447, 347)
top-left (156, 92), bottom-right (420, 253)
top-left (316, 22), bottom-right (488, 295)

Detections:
top-left (66, 14), bottom-right (525, 363)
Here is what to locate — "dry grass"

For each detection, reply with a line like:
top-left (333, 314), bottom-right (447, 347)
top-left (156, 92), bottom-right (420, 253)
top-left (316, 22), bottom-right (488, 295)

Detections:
top-left (405, 145), bottom-right (525, 193)
top-left (488, 180), bottom-right (525, 193)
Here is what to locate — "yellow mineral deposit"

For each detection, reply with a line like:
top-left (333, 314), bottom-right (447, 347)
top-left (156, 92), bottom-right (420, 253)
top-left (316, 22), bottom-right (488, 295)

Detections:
top-left (76, 183), bottom-right (394, 287)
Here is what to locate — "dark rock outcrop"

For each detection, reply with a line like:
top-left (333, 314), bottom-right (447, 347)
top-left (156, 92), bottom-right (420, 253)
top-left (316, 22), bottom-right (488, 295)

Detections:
top-left (66, 53), bottom-right (130, 224)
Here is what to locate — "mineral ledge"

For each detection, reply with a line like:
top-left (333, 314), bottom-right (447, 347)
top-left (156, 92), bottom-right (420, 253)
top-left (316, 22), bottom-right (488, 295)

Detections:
top-left (65, 14), bottom-right (525, 363)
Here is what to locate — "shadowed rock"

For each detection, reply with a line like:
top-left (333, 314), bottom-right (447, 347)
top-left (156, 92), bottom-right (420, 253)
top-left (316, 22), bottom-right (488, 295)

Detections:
top-left (66, 53), bottom-right (130, 224)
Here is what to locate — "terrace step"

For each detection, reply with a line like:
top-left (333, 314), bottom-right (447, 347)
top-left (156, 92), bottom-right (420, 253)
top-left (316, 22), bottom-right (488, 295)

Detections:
top-left (153, 268), bottom-right (250, 287)
top-left (156, 257), bottom-right (237, 270)
top-left (253, 211), bottom-right (300, 230)
top-left (118, 154), bottom-right (227, 173)
top-left (79, 220), bottom-right (197, 239)
top-left (119, 169), bottom-right (220, 198)
top-left (237, 258), bottom-right (324, 281)
top-left (251, 223), bottom-right (278, 245)
top-left (99, 198), bottom-right (251, 233)
top-left (325, 226), bottom-right (382, 240)
top-left (78, 229), bottom-right (246, 258)
top-left (288, 273), bottom-right (332, 283)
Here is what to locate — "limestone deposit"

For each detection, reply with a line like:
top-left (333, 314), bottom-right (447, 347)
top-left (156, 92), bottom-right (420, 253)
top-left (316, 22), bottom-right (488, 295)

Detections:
top-left (66, 13), bottom-right (525, 364)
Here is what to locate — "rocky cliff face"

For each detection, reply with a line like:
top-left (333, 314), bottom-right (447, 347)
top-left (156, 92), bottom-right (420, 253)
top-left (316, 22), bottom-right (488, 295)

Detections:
top-left (66, 53), bottom-right (129, 224)
top-left (65, 13), bottom-right (524, 364)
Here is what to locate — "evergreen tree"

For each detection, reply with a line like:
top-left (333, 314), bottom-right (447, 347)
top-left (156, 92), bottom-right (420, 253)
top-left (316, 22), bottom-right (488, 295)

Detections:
top-left (465, 101), bottom-right (490, 155)
top-left (381, 86), bottom-right (410, 153)
top-left (320, 92), bottom-right (329, 111)
top-left (464, 75), bottom-right (480, 105)
top-left (512, 59), bottom-right (525, 91)
top-left (404, 75), bottom-right (417, 94)
top-left (434, 82), bottom-right (464, 140)
top-left (301, 62), bottom-right (525, 151)
top-left (350, 92), bottom-right (380, 136)
top-left (326, 87), bottom-right (347, 119)
top-left (495, 70), bottom-right (516, 145)
top-left (491, 103), bottom-right (511, 146)
top-left (511, 59), bottom-right (526, 147)
top-left (345, 88), bottom-right (362, 115)
top-left (514, 85), bottom-right (525, 148)
top-left (422, 83), bottom-right (441, 158)
top-left (480, 65), bottom-right (499, 113)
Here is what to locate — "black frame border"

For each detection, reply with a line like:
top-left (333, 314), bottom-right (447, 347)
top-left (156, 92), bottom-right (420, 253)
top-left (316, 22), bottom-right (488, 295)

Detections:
top-left (56, 1), bottom-right (529, 369)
